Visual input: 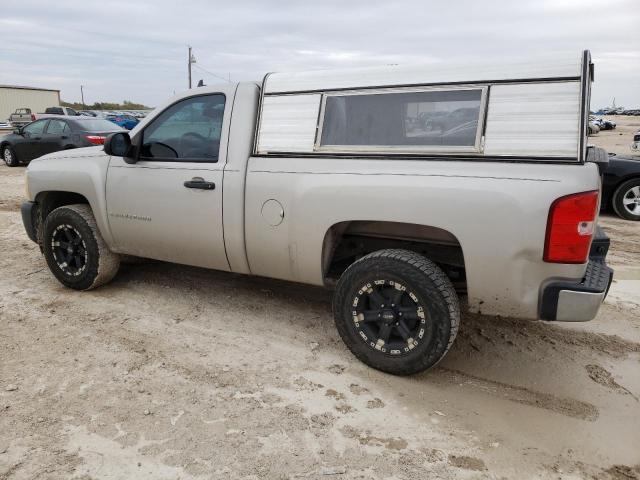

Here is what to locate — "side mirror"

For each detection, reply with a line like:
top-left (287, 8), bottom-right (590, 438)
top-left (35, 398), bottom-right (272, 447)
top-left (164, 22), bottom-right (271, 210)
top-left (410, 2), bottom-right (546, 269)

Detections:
top-left (13, 127), bottom-right (23, 135)
top-left (104, 132), bottom-right (134, 161)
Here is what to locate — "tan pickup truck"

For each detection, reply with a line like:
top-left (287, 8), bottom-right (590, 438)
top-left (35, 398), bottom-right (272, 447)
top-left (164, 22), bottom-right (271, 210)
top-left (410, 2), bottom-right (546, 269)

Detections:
top-left (21, 50), bottom-right (613, 375)
top-left (8, 108), bottom-right (35, 127)
top-left (9, 106), bottom-right (81, 127)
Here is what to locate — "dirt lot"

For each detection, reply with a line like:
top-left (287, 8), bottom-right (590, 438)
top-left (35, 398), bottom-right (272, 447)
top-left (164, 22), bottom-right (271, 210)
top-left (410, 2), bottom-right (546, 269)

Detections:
top-left (1, 128), bottom-right (639, 479)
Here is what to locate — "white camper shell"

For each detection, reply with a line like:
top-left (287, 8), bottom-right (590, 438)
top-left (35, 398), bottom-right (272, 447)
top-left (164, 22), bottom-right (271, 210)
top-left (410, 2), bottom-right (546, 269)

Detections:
top-left (256, 51), bottom-right (593, 161)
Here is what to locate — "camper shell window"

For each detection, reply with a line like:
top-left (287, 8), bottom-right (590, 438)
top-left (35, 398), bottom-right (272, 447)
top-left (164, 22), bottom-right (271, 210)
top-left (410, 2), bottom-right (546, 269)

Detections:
top-left (316, 86), bottom-right (487, 153)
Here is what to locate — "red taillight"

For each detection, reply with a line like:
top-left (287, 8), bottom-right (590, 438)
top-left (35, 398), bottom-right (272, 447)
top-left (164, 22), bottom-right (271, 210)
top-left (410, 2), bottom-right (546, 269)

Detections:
top-left (544, 191), bottom-right (599, 264)
top-left (85, 135), bottom-right (106, 145)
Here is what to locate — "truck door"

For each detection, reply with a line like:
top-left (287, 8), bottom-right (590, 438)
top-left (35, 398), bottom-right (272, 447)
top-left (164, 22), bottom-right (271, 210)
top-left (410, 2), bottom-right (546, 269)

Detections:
top-left (105, 89), bottom-right (233, 271)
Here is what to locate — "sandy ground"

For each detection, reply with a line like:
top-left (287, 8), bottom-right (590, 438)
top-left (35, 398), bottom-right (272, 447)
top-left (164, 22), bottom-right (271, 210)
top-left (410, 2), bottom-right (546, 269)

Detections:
top-left (1, 134), bottom-right (640, 479)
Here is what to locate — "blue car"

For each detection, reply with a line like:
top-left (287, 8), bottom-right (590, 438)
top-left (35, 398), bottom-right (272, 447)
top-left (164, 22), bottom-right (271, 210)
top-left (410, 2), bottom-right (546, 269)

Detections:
top-left (106, 114), bottom-right (139, 130)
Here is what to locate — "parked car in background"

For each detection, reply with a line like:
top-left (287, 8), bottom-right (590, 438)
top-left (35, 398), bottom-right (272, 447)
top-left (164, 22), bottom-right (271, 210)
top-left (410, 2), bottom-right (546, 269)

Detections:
top-left (1, 117), bottom-right (124, 167)
top-left (591, 117), bottom-right (616, 130)
top-left (106, 114), bottom-right (139, 130)
top-left (9, 108), bottom-right (36, 127)
top-left (601, 154), bottom-right (640, 221)
top-left (588, 121), bottom-right (600, 135)
top-left (632, 131), bottom-right (640, 153)
top-left (602, 118), bottom-right (616, 130)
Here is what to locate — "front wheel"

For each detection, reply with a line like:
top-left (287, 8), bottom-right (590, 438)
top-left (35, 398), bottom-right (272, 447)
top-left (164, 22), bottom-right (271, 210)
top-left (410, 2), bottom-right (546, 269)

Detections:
top-left (612, 179), bottom-right (640, 221)
top-left (2, 145), bottom-right (19, 167)
top-left (332, 249), bottom-right (460, 375)
top-left (42, 204), bottom-right (120, 290)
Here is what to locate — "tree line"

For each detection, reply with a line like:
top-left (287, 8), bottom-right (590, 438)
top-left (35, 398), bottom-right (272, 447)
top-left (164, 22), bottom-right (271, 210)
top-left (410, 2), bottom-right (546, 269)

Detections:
top-left (60, 100), bottom-right (151, 110)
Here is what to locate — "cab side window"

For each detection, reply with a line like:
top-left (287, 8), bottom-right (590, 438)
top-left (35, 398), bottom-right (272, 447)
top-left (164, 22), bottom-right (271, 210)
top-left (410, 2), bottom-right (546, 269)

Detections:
top-left (23, 120), bottom-right (48, 135)
top-left (140, 94), bottom-right (225, 162)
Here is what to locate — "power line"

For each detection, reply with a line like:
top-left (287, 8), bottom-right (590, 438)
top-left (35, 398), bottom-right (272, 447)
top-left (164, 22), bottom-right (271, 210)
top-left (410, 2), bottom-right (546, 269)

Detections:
top-left (192, 63), bottom-right (232, 83)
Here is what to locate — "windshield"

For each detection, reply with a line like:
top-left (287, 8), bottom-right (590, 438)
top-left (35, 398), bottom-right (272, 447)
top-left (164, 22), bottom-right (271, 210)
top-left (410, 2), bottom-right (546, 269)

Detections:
top-left (73, 119), bottom-right (125, 132)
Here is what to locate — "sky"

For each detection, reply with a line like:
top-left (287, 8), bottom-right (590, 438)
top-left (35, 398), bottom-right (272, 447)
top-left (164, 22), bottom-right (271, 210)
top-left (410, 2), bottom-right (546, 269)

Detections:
top-left (1, 0), bottom-right (639, 109)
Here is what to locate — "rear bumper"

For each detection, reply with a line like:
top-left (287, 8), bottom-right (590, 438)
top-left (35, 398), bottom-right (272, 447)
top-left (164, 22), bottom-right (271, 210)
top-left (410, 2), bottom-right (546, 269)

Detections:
top-left (539, 226), bottom-right (613, 321)
top-left (21, 201), bottom-right (38, 243)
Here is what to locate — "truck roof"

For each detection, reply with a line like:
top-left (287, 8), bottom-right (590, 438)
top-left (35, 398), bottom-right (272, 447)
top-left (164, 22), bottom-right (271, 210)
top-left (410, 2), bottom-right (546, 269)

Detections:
top-left (263, 51), bottom-right (585, 94)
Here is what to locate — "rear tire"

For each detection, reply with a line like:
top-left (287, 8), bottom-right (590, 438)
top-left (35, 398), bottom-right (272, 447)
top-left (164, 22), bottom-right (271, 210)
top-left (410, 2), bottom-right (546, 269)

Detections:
top-left (2, 145), bottom-right (19, 167)
top-left (612, 178), bottom-right (640, 221)
top-left (42, 204), bottom-right (120, 290)
top-left (332, 249), bottom-right (460, 375)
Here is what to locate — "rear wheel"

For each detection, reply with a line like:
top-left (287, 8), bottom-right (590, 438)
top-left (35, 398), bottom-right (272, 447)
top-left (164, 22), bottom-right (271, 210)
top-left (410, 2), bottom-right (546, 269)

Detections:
top-left (2, 145), bottom-right (19, 167)
top-left (613, 179), bottom-right (640, 221)
top-left (42, 204), bottom-right (120, 290)
top-left (333, 249), bottom-right (460, 375)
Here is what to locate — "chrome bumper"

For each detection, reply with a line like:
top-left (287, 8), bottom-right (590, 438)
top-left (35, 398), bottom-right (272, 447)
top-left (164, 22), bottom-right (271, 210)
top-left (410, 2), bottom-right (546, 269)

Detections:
top-left (555, 289), bottom-right (607, 322)
top-left (539, 227), bottom-right (613, 322)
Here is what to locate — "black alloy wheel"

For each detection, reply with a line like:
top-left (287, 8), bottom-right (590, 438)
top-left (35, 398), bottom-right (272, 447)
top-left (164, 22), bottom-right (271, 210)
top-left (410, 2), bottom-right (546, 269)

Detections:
top-left (50, 224), bottom-right (88, 277)
top-left (333, 249), bottom-right (460, 375)
top-left (351, 279), bottom-right (429, 356)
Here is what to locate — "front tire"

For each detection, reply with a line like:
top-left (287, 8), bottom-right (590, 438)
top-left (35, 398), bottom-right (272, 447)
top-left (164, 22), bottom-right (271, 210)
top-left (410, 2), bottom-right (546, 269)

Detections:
top-left (2, 145), bottom-right (19, 167)
top-left (332, 249), bottom-right (460, 375)
top-left (42, 204), bottom-right (120, 290)
top-left (612, 179), bottom-right (640, 221)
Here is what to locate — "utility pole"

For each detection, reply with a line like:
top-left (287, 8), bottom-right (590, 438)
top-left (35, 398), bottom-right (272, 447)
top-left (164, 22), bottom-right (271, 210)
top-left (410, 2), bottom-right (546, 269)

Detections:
top-left (80, 85), bottom-right (85, 109)
top-left (188, 46), bottom-right (197, 89)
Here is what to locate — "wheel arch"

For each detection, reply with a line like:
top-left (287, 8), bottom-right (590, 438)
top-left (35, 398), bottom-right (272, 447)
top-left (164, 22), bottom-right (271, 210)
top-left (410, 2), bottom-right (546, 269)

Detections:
top-left (27, 153), bottom-right (114, 248)
top-left (33, 191), bottom-right (115, 249)
top-left (36, 190), bottom-right (90, 217)
top-left (321, 220), bottom-right (466, 290)
top-left (613, 174), bottom-right (640, 192)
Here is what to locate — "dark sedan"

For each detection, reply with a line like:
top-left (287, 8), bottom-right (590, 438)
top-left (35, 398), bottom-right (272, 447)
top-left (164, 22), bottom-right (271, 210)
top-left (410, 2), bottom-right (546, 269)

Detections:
top-left (602, 154), bottom-right (640, 221)
top-left (1, 117), bottom-right (125, 167)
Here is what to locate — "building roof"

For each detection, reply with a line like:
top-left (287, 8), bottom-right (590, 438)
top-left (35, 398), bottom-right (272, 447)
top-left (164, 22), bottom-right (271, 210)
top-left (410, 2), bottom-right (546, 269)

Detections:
top-left (0, 84), bottom-right (60, 93)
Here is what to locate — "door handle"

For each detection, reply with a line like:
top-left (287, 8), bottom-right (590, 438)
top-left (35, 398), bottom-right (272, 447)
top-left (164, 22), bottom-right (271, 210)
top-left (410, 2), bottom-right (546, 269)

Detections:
top-left (183, 177), bottom-right (215, 190)
top-left (61, 135), bottom-right (68, 139)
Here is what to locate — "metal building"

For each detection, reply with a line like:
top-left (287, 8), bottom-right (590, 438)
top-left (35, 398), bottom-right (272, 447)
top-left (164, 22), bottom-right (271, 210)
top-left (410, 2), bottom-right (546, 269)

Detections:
top-left (0, 85), bottom-right (60, 122)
